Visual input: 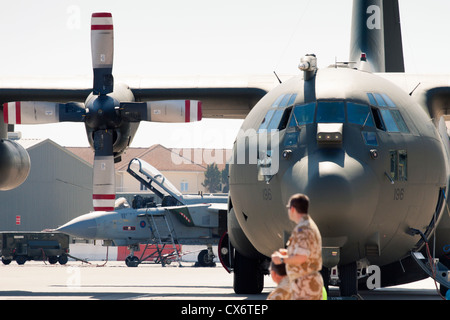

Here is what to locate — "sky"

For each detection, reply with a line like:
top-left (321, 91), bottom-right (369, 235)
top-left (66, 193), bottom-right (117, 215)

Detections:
top-left (1, 0), bottom-right (449, 149)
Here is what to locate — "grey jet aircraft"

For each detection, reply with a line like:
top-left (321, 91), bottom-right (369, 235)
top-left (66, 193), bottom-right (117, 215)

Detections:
top-left (2, 0), bottom-right (450, 298)
top-left (57, 158), bottom-right (228, 267)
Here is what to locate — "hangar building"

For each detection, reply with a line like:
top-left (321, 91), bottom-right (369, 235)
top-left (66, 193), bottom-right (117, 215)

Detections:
top-left (0, 138), bottom-right (93, 231)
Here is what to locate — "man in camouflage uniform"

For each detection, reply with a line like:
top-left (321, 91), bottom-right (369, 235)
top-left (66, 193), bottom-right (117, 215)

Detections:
top-left (272, 193), bottom-right (323, 300)
top-left (267, 262), bottom-right (291, 300)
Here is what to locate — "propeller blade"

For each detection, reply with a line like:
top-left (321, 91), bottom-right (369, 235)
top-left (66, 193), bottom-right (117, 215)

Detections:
top-left (91, 12), bottom-right (114, 95)
top-left (92, 129), bottom-right (115, 211)
top-left (3, 101), bottom-right (85, 124)
top-left (120, 100), bottom-right (202, 123)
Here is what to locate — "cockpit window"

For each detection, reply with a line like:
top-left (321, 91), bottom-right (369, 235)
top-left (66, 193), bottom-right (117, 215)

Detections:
top-left (272, 95), bottom-right (284, 108)
top-left (287, 94), bottom-right (297, 106)
top-left (367, 93), bottom-right (396, 108)
top-left (390, 110), bottom-right (409, 133)
top-left (367, 93), bottom-right (409, 133)
top-left (266, 109), bottom-right (285, 131)
top-left (282, 99), bottom-right (408, 133)
top-left (373, 93), bottom-right (388, 107)
top-left (379, 109), bottom-right (399, 132)
top-left (381, 94), bottom-right (396, 108)
top-left (258, 109), bottom-right (275, 132)
top-left (259, 106), bottom-right (294, 132)
top-left (316, 101), bottom-right (345, 123)
top-left (347, 103), bottom-right (374, 127)
top-left (371, 107), bottom-right (386, 131)
top-left (288, 102), bottom-right (315, 127)
top-left (272, 93), bottom-right (298, 108)
top-left (367, 93), bottom-right (377, 106)
top-left (279, 95), bottom-right (291, 108)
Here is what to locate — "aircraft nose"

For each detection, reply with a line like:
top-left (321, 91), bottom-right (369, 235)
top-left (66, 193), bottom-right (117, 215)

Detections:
top-left (57, 214), bottom-right (98, 239)
top-left (282, 151), bottom-right (379, 238)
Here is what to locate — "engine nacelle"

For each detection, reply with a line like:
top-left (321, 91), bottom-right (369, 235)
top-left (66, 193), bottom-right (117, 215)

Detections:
top-left (0, 139), bottom-right (31, 190)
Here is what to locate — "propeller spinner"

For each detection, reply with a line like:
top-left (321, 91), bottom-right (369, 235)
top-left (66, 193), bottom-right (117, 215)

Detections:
top-left (2, 12), bottom-right (202, 211)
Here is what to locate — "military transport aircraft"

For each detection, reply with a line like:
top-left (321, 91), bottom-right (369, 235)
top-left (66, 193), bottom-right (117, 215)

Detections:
top-left (57, 158), bottom-right (228, 267)
top-left (2, 0), bottom-right (450, 298)
top-left (219, 0), bottom-right (450, 296)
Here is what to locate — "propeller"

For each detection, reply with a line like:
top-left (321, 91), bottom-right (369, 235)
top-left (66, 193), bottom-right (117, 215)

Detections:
top-left (1, 12), bottom-right (203, 212)
top-left (120, 99), bottom-right (202, 123)
top-left (92, 130), bottom-right (115, 211)
top-left (3, 101), bottom-right (85, 124)
top-left (91, 12), bottom-right (114, 95)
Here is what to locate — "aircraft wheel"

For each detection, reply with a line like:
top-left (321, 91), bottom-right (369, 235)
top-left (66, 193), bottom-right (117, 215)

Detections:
top-left (125, 255), bottom-right (140, 267)
top-left (198, 249), bottom-right (216, 267)
top-left (2, 257), bottom-right (11, 265)
top-left (233, 250), bottom-right (263, 294)
top-left (338, 262), bottom-right (358, 297)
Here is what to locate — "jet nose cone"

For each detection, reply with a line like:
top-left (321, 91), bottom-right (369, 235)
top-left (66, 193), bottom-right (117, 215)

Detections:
top-left (306, 161), bottom-right (353, 216)
top-left (57, 214), bottom-right (98, 239)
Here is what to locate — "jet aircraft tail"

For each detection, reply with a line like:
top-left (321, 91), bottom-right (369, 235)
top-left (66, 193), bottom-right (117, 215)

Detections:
top-left (349, 0), bottom-right (404, 73)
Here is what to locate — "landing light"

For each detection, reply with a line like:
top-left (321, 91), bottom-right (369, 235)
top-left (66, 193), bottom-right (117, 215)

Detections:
top-left (317, 123), bottom-right (343, 145)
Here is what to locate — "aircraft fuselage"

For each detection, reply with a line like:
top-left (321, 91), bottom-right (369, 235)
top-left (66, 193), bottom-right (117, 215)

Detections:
top-left (229, 67), bottom-right (448, 268)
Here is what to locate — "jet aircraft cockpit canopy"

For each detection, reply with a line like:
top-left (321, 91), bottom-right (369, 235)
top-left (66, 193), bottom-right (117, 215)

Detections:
top-left (128, 158), bottom-right (182, 199)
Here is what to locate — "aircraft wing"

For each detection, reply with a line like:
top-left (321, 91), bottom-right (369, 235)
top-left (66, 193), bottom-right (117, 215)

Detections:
top-left (138, 202), bottom-right (226, 228)
top-left (0, 77), bottom-right (91, 103)
top-left (0, 74), bottom-right (279, 119)
top-left (207, 202), bottom-right (228, 213)
top-left (129, 75), bottom-right (279, 119)
top-left (378, 73), bottom-right (450, 112)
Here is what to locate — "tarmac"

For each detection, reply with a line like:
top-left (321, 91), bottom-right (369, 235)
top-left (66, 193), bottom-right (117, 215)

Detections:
top-left (0, 260), bottom-right (446, 301)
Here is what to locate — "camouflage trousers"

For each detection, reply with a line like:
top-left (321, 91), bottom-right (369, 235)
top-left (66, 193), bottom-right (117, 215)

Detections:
top-left (290, 272), bottom-right (323, 300)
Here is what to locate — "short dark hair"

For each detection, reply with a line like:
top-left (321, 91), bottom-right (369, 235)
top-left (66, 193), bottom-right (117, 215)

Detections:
top-left (287, 193), bottom-right (309, 214)
top-left (270, 261), bottom-right (287, 276)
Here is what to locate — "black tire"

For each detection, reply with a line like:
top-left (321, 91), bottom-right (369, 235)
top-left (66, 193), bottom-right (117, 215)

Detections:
top-left (197, 249), bottom-right (215, 267)
top-left (125, 255), bottom-right (140, 267)
top-left (233, 250), bottom-right (264, 294)
top-left (2, 257), bottom-right (11, 265)
top-left (48, 256), bottom-right (58, 264)
top-left (338, 262), bottom-right (358, 297)
top-left (58, 254), bottom-right (68, 265)
top-left (16, 255), bottom-right (27, 265)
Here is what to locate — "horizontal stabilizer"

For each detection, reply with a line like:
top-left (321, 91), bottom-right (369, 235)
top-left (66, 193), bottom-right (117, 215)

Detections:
top-left (3, 101), bottom-right (85, 124)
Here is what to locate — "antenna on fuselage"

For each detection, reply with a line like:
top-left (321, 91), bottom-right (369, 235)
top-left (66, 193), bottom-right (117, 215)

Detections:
top-left (273, 71), bottom-right (282, 84)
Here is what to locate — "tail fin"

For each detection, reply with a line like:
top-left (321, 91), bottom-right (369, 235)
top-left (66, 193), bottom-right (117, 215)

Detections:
top-left (349, 0), bottom-right (404, 73)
